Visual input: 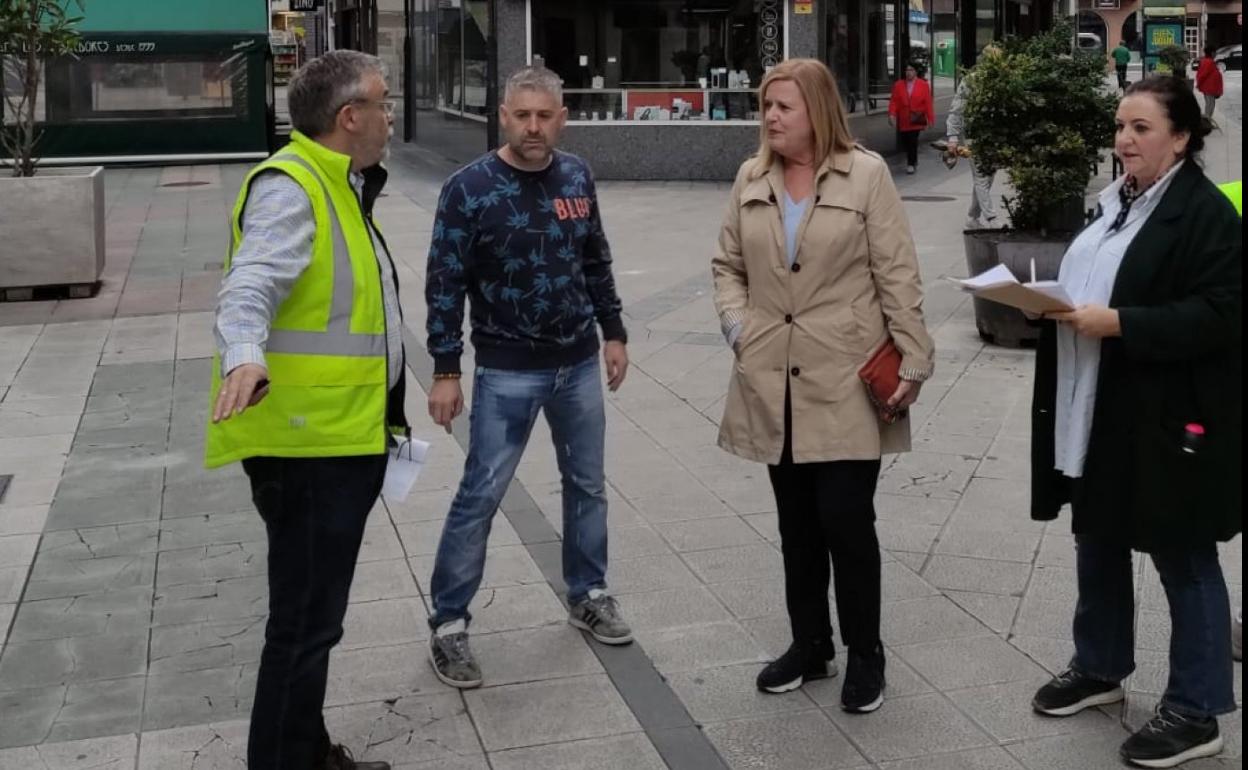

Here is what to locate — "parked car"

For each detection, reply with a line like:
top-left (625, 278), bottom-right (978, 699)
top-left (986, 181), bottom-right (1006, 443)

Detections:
top-left (1192, 44), bottom-right (1242, 72)
top-left (1216, 44), bottom-right (1241, 71)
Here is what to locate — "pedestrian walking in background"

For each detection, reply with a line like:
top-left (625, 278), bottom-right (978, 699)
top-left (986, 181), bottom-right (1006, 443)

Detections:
top-left (888, 63), bottom-right (934, 174)
top-left (946, 47), bottom-right (1001, 229)
top-left (423, 66), bottom-right (633, 690)
top-left (1028, 76), bottom-right (1241, 769)
top-left (207, 50), bottom-right (404, 770)
top-left (712, 58), bottom-right (935, 714)
top-left (1195, 45), bottom-right (1224, 121)
top-left (1112, 41), bottom-right (1132, 92)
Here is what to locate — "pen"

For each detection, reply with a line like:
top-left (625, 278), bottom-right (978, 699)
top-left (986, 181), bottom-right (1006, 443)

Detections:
top-left (1029, 257), bottom-right (1036, 284)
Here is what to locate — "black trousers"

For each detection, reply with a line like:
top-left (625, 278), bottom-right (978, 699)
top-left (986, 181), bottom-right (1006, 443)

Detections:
top-left (768, 399), bottom-right (883, 652)
top-left (1116, 64), bottom-right (1129, 90)
top-left (242, 454), bottom-right (387, 770)
top-left (897, 130), bottom-right (921, 167)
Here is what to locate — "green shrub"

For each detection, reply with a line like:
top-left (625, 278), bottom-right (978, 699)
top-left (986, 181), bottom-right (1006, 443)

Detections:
top-left (963, 20), bottom-right (1118, 233)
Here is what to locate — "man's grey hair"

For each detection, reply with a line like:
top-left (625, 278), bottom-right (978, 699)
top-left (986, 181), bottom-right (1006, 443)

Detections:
top-left (288, 50), bottom-right (387, 137)
top-left (504, 66), bottom-right (563, 104)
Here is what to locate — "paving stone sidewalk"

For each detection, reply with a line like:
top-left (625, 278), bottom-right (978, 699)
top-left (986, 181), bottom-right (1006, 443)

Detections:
top-left (0, 77), bottom-right (1241, 769)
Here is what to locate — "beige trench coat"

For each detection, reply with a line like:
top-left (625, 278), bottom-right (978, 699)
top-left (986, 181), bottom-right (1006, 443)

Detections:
top-left (712, 146), bottom-right (936, 464)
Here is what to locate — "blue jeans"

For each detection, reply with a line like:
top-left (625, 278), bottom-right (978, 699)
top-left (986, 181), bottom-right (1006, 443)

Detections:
top-left (429, 355), bottom-right (608, 628)
top-left (1071, 534), bottom-right (1236, 718)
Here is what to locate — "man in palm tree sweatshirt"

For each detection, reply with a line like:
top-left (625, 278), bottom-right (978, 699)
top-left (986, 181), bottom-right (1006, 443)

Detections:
top-left (422, 66), bottom-right (633, 690)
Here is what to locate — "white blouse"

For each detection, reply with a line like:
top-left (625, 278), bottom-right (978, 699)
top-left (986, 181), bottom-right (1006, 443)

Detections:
top-left (1053, 160), bottom-right (1184, 478)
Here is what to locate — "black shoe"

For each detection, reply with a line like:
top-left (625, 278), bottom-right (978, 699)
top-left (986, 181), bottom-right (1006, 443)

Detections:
top-left (322, 743), bottom-right (391, 770)
top-left (756, 641), bottom-right (837, 693)
top-left (841, 642), bottom-right (886, 713)
top-left (1031, 669), bottom-right (1124, 716)
top-left (1120, 705), bottom-right (1223, 768)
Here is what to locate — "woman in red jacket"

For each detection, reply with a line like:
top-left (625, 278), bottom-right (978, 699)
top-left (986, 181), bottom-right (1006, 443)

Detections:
top-left (1195, 45), bottom-right (1224, 120)
top-left (888, 63), bottom-right (935, 174)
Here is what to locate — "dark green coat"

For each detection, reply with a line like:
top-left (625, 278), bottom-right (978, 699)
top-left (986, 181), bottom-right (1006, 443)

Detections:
top-left (1031, 161), bottom-right (1242, 551)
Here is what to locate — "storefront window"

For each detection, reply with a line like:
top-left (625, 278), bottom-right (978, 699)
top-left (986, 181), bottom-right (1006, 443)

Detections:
top-left (409, 0), bottom-right (490, 162)
top-left (43, 54), bottom-right (249, 122)
top-left (437, 1), bottom-right (464, 114)
top-left (976, 0), bottom-right (997, 56)
top-left (1, 59), bottom-right (47, 124)
top-left (931, 0), bottom-right (958, 92)
top-left (531, 0), bottom-right (783, 122)
top-left (827, 0), bottom-right (865, 114)
top-left (866, 0), bottom-right (897, 100)
top-left (830, 0), bottom-right (933, 116)
top-left (433, 0), bottom-right (490, 120)
top-left (462, 1), bottom-right (490, 116)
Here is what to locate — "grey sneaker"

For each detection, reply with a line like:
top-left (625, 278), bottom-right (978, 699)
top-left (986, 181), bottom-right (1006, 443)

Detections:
top-left (428, 620), bottom-right (482, 689)
top-left (569, 590), bottom-right (633, 645)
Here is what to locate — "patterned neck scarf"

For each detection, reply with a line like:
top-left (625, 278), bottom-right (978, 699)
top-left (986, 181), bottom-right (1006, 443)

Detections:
top-left (1110, 174), bottom-right (1157, 232)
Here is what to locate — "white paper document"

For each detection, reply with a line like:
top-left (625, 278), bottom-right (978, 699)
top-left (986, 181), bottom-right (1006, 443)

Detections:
top-left (382, 437), bottom-right (431, 502)
top-left (945, 265), bottom-right (1075, 314)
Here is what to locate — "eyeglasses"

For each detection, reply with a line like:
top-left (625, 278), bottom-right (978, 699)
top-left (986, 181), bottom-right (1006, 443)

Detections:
top-left (341, 98), bottom-right (397, 116)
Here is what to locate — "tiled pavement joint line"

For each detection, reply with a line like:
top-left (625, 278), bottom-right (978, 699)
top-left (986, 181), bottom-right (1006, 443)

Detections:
top-left (402, 327), bottom-right (730, 770)
top-left (622, 272), bottom-right (714, 325)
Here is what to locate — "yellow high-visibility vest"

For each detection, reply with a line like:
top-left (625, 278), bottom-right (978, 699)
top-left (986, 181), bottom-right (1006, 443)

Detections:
top-left (205, 131), bottom-right (392, 468)
top-left (1218, 180), bottom-right (1242, 217)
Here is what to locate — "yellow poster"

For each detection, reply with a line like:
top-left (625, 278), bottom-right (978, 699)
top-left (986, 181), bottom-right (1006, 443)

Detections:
top-left (795, 1), bottom-right (814, 13)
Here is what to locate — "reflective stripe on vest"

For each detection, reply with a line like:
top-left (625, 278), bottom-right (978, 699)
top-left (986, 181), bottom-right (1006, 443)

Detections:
top-left (230, 151), bottom-right (387, 358)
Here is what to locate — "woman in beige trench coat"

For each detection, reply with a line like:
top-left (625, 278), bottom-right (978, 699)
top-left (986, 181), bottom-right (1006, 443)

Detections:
top-left (712, 59), bottom-right (935, 714)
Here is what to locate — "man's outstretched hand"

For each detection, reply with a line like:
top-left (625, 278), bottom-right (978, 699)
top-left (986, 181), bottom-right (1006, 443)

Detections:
top-left (213, 363), bottom-right (270, 423)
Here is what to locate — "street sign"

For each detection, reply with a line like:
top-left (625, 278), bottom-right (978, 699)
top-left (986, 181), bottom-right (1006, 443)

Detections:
top-left (290, 0), bottom-right (324, 10)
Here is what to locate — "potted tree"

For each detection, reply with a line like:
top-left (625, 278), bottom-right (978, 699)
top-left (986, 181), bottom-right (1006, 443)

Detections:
top-left (961, 20), bottom-right (1117, 346)
top-left (0, 0), bottom-right (103, 301)
top-left (1157, 44), bottom-right (1190, 79)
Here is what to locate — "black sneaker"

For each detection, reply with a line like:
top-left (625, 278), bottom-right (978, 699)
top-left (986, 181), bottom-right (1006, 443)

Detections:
top-left (1119, 705), bottom-right (1223, 768)
top-left (756, 641), bottom-right (838, 693)
top-left (1031, 669), bottom-right (1124, 716)
top-left (841, 643), bottom-right (886, 713)
top-left (321, 743), bottom-right (391, 770)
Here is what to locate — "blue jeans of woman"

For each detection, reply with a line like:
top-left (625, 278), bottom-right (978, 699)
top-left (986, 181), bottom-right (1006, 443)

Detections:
top-left (1071, 534), bottom-right (1236, 718)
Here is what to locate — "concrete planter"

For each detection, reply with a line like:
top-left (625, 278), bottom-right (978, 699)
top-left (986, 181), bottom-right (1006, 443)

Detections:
top-left (964, 229), bottom-right (1072, 347)
top-left (0, 166), bottom-right (105, 298)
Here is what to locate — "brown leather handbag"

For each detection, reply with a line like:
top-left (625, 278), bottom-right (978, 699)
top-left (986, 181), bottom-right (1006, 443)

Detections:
top-left (858, 338), bottom-right (906, 424)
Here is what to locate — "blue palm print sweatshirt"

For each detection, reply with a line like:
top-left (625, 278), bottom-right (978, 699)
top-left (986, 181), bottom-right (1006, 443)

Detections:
top-left (425, 150), bottom-right (627, 375)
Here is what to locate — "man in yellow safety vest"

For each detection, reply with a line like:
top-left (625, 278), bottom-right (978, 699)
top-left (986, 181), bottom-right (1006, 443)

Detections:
top-left (207, 50), bottom-right (404, 770)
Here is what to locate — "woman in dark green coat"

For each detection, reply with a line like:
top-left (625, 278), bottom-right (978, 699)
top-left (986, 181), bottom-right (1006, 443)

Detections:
top-left (1026, 76), bottom-right (1241, 769)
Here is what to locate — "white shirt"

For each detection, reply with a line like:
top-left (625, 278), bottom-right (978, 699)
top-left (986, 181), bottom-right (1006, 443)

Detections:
top-left (1053, 160), bottom-right (1184, 477)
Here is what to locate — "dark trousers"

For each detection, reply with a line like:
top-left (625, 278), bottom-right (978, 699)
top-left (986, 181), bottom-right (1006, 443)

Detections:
top-left (1116, 63), bottom-right (1129, 90)
top-left (898, 130), bottom-right (920, 167)
top-left (768, 398), bottom-right (883, 652)
top-left (1071, 535), bottom-right (1236, 718)
top-left (243, 454), bottom-right (387, 769)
